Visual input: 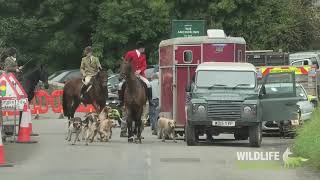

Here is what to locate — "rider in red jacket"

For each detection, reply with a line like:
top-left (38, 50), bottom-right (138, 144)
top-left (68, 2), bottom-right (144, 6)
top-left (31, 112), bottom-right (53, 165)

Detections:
top-left (118, 42), bottom-right (153, 107)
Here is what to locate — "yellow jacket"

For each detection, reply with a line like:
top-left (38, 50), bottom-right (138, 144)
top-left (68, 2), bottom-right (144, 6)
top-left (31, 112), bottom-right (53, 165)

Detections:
top-left (80, 56), bottom-right (102, 77)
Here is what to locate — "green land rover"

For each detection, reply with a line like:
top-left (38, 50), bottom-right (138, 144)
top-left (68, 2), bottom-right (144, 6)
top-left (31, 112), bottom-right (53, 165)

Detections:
top-left (185, 62), bottom-right (299, 147)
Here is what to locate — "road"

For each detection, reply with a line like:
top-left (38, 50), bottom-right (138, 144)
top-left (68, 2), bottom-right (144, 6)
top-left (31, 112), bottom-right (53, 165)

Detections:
top-left (0, 113), bottom-right (319, 180)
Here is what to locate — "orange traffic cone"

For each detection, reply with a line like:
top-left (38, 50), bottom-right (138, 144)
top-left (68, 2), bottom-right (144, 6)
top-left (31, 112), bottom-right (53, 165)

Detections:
top-left (0, 128), bottom-right (13, 167)
top-left (16, 103), bottom-right (37, 143)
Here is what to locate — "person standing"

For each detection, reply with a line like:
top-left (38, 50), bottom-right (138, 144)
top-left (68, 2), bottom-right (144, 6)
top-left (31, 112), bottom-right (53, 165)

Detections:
top-left (80, 46), bottom-right (102, 100)
top-left (149, 73), bottom-right (160, 135)
top-left (4, 47), bottom-right (22, 79)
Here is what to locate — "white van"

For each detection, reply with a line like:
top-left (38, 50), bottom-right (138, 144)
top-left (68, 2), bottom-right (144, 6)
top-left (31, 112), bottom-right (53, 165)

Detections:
top-left (289, 52), bottom-right (320, 68)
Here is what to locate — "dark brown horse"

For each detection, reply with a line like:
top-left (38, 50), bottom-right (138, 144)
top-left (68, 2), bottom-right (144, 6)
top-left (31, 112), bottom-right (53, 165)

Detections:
top-left (62, 70), bottom-right (108, 119)
top-left (120, 59), bottom-right (147, 143)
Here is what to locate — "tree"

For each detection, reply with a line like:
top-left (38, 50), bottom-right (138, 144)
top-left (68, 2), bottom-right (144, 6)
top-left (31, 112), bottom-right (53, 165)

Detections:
top-left (92, 0), bottom-right (170, 69)
top-left (0, 0), bottom-right (318, 72)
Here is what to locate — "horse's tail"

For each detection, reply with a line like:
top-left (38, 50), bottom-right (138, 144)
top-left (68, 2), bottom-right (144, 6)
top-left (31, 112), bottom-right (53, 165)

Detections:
top-left (62, 90), bottom-right (68, 117)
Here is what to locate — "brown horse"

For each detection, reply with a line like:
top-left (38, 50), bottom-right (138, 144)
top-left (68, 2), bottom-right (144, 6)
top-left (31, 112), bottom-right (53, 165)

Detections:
top-left (62, 70), bottom-right (108, 119)
top-left (120, 59), bottom-right (147, 143)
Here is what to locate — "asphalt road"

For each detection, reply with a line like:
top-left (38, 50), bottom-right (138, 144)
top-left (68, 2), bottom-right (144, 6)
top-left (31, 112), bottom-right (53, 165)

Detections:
top-left (0, 114), bottom-right (319, 180)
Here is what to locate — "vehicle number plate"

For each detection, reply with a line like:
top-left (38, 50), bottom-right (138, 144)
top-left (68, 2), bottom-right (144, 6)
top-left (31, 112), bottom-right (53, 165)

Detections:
top-left (212, 121), bottom-right (235, 127)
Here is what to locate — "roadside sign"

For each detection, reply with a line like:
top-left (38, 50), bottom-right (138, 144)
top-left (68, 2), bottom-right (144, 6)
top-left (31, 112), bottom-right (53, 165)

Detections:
top-left (0, 73), bottom-right (28, 111)
top-left (0, 80), bottom-right (6, 96)
top-left (171, 20), bottom-right (205, 38)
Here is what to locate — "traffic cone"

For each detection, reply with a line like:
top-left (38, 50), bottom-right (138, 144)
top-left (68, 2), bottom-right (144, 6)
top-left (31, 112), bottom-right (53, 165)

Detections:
top-left (0, 128), bottom-right (13, 167)
top-left (27, 104), bottom-right (39, 136)
top-left (16, 103), bottom-right (37, 143)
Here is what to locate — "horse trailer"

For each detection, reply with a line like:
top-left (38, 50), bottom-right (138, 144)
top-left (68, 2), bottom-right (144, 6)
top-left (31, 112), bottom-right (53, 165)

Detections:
top-left (159, 29), bottom-right (246, 135)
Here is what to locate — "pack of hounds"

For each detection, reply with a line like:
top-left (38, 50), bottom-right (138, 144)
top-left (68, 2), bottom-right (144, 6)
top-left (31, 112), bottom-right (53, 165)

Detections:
top-left (66, 106), bottom-right (177, 145)
top-left (66, 106), bottom-right (117, 145)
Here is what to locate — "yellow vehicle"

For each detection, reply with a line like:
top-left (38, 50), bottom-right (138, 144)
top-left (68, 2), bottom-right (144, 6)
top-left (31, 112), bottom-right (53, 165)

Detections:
top-left (257, 65), bottom-right (319, 106)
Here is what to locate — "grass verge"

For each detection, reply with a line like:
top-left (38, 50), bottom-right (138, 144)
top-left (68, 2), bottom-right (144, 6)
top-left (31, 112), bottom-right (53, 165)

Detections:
top-left (293, 108), bottom-right (320, 169)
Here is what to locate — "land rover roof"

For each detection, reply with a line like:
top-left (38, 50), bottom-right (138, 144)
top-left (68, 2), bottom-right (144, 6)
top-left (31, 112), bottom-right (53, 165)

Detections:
top-left (159, 36), bottom-right (246, 47)
top-left (196, 62), bottom-right (257, 72)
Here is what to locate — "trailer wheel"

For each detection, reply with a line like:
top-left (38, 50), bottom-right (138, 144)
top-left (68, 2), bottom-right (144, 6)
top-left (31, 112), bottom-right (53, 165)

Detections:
top-left (186, 121), bottom-right (197, 146)
top-left (249, 123), bottom-right (262, 147)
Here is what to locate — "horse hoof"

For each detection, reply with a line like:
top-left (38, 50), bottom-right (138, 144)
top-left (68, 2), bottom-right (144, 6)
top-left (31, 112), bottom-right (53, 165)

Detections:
top-left (71, 143), bottom-right (75, 145)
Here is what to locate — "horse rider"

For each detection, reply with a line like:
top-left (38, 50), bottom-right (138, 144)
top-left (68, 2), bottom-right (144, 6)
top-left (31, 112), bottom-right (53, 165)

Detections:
top-left (3, 47), bottom-right (23, 80)
top-left (118, 42), bottom-right (154, 107)
top-left (80, 46), bottom-right (102, 101)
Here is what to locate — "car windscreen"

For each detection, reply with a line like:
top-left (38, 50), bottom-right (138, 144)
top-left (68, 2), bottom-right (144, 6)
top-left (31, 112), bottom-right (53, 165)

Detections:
top-left (50, 71), bottom-right (69, 82)
top-left (59, 71), bottom-right (81, 82)
top-left (48, 71), bottom-right (66, 80)
top-left (196, 70), bottom-right (256, 88)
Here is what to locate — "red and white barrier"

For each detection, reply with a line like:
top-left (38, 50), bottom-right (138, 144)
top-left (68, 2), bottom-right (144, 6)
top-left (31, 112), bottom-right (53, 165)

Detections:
top-left (2, 90), bottom-right (98, 117)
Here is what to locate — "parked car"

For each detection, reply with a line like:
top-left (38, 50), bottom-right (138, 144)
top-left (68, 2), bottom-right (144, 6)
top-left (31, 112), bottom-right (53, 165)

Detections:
top-left (185, 62), bottom-right (299, 147)
top-left (48, 70), bottom-right (67, 81)
top-left (262, 83), bottom-right (314, 133)
top-left (107, 74), bottom-right (120, 93)
top-left (49, 69), bottom-right (82, 84)
top-left (145, 65), bottom-right (159, 80)
top-left (289, 52), bottom-right (320, 68)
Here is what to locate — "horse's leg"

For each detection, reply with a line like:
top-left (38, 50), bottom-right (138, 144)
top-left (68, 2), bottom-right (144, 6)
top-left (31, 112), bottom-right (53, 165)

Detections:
top-left (127, 109), bottom-right (133, 143)
top-left (71, 96), bottom-right (80, 118)
top-left (92, 102), bottom-right (101, 113)
top-left (136, 108), bottom-right (144, 144)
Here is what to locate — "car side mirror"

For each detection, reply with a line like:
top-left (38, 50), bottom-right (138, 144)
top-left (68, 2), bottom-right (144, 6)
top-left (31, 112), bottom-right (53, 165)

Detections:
top-left (185, 84), bottom-right (191, 92)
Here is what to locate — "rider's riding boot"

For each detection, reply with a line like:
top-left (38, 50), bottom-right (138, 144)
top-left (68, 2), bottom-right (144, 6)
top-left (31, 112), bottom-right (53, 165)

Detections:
top-left (117, 89), bottom-right (124, 107)
top-left (147, 87), bottom-right (154, 106)
top-left (80, 84), bottom-right (88, 101)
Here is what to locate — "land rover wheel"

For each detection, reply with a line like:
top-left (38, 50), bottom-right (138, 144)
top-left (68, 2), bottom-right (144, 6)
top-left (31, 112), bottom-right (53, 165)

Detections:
top-left (185, 121), bottom-right (197, 146)
top-left (249, 123), bottom-right (262, 147)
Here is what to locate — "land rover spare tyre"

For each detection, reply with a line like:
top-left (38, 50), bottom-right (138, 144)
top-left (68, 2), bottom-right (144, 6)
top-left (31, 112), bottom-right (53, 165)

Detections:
top-left (249, 123), bottom-right (262, 147)
top-left (186, 121), bottom-right (197, 146)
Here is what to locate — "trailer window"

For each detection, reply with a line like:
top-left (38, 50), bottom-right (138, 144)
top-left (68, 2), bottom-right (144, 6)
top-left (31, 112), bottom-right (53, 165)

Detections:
top-left (183, 51), bottom-right (193, 63)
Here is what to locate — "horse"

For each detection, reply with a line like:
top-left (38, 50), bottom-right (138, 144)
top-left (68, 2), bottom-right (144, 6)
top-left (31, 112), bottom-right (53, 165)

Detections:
top-left (119, 59), bottom-right (147, 143)
top-left (62, 70), bottom-right (108, 119)
top-left (18, 64), bottom-right (49, 127)
top-left (21, 64), bottom-right (49, 101)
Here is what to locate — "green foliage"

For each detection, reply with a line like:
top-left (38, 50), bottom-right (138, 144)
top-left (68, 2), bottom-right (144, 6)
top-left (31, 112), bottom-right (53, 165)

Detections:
top-left (293, 108), bottom-right (320, 169)
top-left (92, 0), bottom-right (170, 69)
top-left (0, 0), bottom-right (318, 72)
